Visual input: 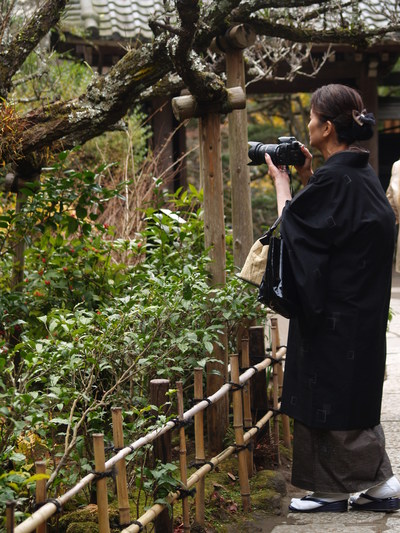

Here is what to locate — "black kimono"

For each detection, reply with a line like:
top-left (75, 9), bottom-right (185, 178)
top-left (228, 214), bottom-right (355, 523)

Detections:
top-left (280, 150), bottom-right (396, 431)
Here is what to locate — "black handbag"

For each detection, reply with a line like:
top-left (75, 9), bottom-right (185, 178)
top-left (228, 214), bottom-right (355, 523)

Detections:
top-left (257, 217), bottom-right (298, 319)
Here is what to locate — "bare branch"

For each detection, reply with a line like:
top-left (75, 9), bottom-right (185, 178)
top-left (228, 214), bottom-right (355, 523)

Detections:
top-left (0, 0), bottom-right (67, 96)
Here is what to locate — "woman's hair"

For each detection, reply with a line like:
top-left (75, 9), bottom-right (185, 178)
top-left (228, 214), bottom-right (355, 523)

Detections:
top-left (311, 84), bottom-right (375, 144)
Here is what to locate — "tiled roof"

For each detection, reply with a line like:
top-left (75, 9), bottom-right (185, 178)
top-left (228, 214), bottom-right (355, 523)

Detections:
top-left (62, 0), bottom-right (165, 41)
top-left (323, 1), bottom-right (398, 32)
top-left (60, 0), bottom-right (398, 43)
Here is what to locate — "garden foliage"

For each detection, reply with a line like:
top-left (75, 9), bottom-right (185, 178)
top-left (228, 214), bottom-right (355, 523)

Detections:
top-left (0, 151), bottom-right (266, 521)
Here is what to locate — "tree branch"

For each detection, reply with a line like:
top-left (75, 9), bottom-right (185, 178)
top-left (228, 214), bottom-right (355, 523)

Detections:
top-left (0, 0), bottom-right (67, 97)
top-left (246, 16), bottom-right (400, 46)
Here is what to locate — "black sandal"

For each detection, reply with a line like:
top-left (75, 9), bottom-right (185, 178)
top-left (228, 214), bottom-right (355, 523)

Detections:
top-left (350, 493), bottom-right (400, 512)
top-left (289, 495), bottom-right (348, 513)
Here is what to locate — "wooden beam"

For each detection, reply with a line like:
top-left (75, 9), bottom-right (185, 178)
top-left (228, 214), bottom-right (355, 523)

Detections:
top-left (172, 86), bottom-right (245, 121)
top-left (211, 24), bottom-right (256, 52)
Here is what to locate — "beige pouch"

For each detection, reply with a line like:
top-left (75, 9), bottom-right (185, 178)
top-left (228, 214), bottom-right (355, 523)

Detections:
top-left (237, 239), bottom-right (269, 287)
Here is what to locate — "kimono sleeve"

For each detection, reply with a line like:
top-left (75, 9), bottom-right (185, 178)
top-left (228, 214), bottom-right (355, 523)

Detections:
top-left (281, 171), bottom-right (347, 321)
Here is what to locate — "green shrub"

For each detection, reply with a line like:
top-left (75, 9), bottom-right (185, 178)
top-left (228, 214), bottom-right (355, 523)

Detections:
top-left (0, 152), bottom-right (266, 521)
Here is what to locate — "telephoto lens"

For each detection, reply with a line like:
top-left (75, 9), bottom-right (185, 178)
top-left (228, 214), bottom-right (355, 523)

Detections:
top-left (248, 136), bottom-right (305, 166)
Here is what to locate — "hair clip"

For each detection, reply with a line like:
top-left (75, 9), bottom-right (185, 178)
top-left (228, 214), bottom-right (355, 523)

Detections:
top-left (352, 109), bottom-right (367, 126)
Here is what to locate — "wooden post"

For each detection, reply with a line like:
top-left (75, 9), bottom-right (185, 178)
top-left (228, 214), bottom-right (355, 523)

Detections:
top-left (248, 326), bottom-right (269, 418)
top-left (176, 381), bottom-right (190, 532)
top-left (230, 354), bottom-right (251, 512)
top-left (240, 334), bottom-right (254, 477)
top-left (171, 88), bottom-right (246, 454)
top-left (93, 434), bottom-right (110, 533)
top-left (193, 368), bottom-right (205, 527)
top-left (6, 500), bottom-right (15, 533)
top-left (226, 49), bottom-right (253, 269)
top-left (200, 111), bottom-right (228, 454)
top-left (274, 322), bottom-right (291, 449)
top-left (200, 112), bottom-right (226, 287)
top-left (271, 319), bottom-right (280, 465)
top-left (35, 461), bottom-right (47, 533)
top-left (150, 379), bottom-right (173, 533)
top-left (111, 408), bottom-right (130, 527)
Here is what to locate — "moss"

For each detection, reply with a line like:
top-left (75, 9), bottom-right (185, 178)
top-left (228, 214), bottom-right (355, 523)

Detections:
top-left (251, 469), bottom-right (287, 496)
top-left (66, 524), bottom-right (99, 533)
top-left (58, 504), bottom-right (120, 533)
top-left (190, 453), bottom-right (286, 531)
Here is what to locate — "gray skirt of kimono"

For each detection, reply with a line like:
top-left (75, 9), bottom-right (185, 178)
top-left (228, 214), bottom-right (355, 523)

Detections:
top-left (292, 420), bottom-right (393, 493)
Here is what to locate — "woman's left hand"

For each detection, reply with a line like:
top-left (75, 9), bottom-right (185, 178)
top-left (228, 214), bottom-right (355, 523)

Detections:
top-left (264, 153), bottom-right (291, 186)
top-left (265, 153), bottom-right (292, 216)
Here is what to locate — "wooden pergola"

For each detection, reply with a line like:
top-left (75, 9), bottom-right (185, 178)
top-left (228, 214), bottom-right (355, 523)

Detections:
top-left (53, 3), bottom-right (400, 452)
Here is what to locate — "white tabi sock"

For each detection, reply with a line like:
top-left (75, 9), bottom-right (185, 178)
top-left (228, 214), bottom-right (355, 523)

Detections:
top-left (351, 475), bottom-right (400, 505)
top-left (290, 492), bottom-right (349, 511)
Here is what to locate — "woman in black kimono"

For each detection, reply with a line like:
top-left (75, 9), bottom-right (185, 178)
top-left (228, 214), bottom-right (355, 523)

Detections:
top-left (265, 84), bottom-right (400, 513)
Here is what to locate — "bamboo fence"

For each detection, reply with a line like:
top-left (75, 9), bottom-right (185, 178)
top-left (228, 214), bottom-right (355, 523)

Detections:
top-left (9, 318), bottom-right (288, 533)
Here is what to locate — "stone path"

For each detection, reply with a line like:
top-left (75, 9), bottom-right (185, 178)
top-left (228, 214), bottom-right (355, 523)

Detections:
top-left (233, 271), bottom-right (400, 533)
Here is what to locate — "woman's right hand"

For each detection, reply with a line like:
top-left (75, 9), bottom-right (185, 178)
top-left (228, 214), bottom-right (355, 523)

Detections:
top-left (295, 144), bottom-right (313, 186)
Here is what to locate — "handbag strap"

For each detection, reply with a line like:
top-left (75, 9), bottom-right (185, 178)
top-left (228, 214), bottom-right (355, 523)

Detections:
top-left (259, 215), bottom-right (282, 245)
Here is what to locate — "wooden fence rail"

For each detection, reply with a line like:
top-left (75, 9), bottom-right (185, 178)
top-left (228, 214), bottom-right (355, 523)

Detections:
top-left (9, 318), bottom-right (288, 533)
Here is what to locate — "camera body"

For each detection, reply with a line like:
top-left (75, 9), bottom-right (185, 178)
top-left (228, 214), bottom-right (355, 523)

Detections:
top-left (248, 136), bottom-right (305, 167)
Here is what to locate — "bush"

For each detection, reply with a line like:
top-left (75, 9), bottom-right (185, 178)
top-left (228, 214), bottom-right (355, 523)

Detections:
top-left (0, 152), bottom-right (266, 521)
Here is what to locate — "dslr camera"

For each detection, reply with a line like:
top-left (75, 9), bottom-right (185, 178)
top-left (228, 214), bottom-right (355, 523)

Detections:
top-left (248, 136), bottom-right (305, 167)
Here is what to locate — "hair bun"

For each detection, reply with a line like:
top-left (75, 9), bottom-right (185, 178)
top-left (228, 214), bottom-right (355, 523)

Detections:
top-left (352, 110), bottom-right (375, 141)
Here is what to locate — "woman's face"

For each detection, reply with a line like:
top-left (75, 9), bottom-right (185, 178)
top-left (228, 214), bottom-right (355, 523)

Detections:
top-left (308, 108), bottom-right (327, 150)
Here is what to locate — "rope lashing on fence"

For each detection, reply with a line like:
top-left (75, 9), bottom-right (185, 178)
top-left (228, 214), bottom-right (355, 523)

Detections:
top-left (188, 459), bottom-right (215, 470)
top-left (92, 467), bottom-right (116, 480)
top-left (171, 416), bottom-right (194, 429)
top-left (226, 380), bottom-right (244, 391)
top-left (13, 346), bottom-right (286, 533)
top-left (126, 520), bottom-right (144, 532)
top-left (32, 498), bottom-right (63, 514)
top-left (189, 397), bottom-right (213, 406)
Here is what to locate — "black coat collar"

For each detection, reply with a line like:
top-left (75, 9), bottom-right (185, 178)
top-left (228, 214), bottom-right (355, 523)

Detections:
top-left (324, 149), bottom-right (370, 168)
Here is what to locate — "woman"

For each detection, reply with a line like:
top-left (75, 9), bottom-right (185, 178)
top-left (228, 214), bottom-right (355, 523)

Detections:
top-left (386, 158), bottom-right (400, 272)
top-left (265, 84), bottom-right (400, 513)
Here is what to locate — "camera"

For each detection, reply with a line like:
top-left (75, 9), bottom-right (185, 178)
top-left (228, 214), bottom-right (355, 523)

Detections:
top-left (248, 136), bottom-right (305, 166)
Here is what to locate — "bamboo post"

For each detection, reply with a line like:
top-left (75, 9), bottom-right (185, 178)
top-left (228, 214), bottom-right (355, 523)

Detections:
top-left (93, 434), bottom-right (110, 533)
top-left (240, 334), bottom-right (254, 477)
top-left (6, 500), bottom-right (16, 533)
top-left (230, 354), bottom-right (251, 512)
top-left (111, 408), bottom-right (130, 527)
top-left (176, 381), bottom-right (190, 532)
top-left (193, 368), bottom-right (205, 526)
top-left (150, 379), bottom-right (173, 533)
top-left (270, 319), bottom-right (280, 465)
top-left (35, 461), bottom-right (47, 533)
top-left (274, 323), bottom-right (291, 449)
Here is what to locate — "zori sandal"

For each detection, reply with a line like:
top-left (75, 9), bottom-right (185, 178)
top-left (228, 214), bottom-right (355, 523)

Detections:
top-left (350, 493), bottom-right (400, 512)
top-left (289, 495), bottom-right (348, 513)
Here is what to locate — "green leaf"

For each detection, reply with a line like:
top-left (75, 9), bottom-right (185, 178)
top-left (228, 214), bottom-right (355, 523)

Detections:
top-left (10, 453), bottom-right (26, 464)
top-left (76, 206), bottom-right (87, 219)
top-left (67, 216), bottom-right (79, 234)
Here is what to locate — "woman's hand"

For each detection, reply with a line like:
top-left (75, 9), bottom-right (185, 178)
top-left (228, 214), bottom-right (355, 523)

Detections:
top-left (295, 144), bottom-right (313, 186)
top-left (264, 153), bottom-right (291, 186)
top-left (265, 153), bottom-right (292, 216)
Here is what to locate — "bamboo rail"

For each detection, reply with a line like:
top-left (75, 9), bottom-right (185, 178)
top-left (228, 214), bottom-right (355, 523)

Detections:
top-left (13, 335), bottom-right (286, 533)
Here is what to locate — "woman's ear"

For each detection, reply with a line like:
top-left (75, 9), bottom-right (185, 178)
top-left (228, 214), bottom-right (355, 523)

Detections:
top-left (323, 120), bottom-right (334, 138)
